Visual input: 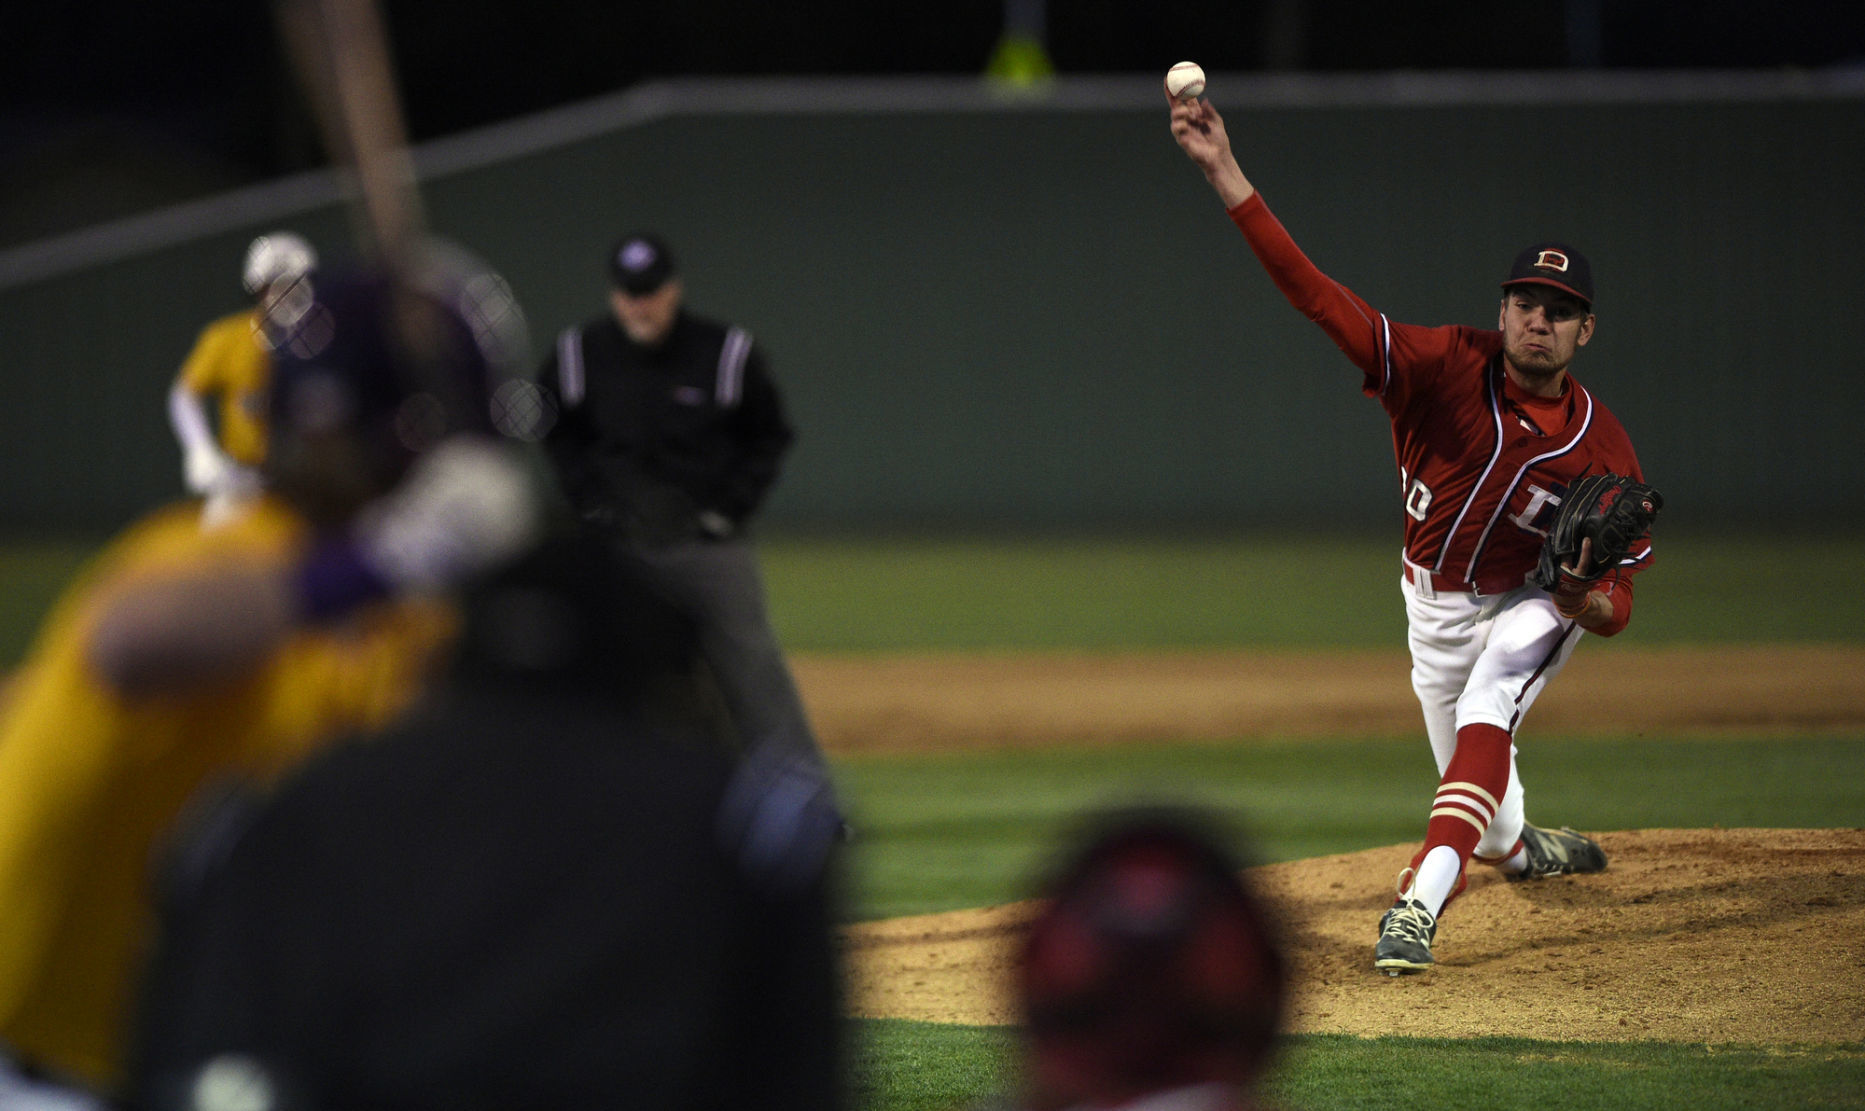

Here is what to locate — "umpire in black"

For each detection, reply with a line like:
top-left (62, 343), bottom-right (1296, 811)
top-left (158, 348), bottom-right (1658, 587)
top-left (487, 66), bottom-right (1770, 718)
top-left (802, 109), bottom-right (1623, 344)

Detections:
top-left (537, 233), bottom-right (830, 778)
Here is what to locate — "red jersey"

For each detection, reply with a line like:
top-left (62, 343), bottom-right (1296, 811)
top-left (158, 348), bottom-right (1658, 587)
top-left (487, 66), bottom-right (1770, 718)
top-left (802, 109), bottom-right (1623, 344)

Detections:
top-left (1228, 194), bottom-right (1652, 621)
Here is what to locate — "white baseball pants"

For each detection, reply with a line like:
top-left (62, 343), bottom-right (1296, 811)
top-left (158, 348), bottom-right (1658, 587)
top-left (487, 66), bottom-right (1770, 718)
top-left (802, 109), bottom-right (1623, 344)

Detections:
top-left (1400, 570), bottom-right (1583, 860)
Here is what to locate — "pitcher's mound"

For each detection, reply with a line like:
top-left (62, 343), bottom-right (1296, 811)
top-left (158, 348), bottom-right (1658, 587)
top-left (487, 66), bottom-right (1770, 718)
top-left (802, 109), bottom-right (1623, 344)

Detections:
top-left (846, 828), bottom-right (1865, 1045)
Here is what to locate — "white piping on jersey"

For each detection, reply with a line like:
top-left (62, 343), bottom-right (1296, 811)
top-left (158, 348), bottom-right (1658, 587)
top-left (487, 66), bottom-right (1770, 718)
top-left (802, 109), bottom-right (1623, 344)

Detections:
top-left (1462, 383), bottom-right (1596, 584)
top-left (716, 327), bottom-right (751, 407)
top-left (1430, 369), bottom-right (1511, 576)
top-left (557, 326), bottom-right (586, 407)
top-left (1377, 313), bottom-right (1394, 398)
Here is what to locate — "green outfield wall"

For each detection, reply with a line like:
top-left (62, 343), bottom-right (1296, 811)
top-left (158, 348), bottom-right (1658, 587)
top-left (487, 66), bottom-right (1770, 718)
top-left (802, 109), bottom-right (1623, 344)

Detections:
top-left (2, 74), bottom-right (1860, 535)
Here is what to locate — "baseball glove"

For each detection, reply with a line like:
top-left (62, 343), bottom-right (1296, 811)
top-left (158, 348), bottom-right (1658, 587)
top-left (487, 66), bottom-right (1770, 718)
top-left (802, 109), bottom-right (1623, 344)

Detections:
top-left (1533, 472), bottom-right (1663, 591)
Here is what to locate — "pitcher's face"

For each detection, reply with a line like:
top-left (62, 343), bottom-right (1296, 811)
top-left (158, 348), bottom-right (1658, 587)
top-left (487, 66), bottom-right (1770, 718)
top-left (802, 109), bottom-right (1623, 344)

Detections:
top-left (1499, 284), bottom-right (1593, 384)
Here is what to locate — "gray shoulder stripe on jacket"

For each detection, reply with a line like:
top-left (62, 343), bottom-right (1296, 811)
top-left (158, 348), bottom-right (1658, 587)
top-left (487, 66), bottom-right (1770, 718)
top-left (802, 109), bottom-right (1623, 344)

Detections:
top-left (556, 326), bottom-right (586, 406)
top-left (716, 327), bottom-right (751, 408)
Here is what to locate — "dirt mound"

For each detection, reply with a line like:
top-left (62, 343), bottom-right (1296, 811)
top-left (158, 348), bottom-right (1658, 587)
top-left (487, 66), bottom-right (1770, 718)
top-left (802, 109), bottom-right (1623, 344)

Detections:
top-left (826, 645), bottom-right (1865, 1044)
top-left (845, 828), bottom-right (1865, 1045)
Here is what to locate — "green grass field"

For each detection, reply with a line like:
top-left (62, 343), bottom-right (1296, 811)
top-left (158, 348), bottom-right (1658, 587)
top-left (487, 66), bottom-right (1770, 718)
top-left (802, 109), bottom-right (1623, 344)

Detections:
top-left (3, 532), bottom-right (1862, 1109)
top-left (6, 532), bottom-right (1865, 663)
top-left (852, 1023), bottom-right (1865, 1111)
top-left (758, 532), bottom-right (1865, 650)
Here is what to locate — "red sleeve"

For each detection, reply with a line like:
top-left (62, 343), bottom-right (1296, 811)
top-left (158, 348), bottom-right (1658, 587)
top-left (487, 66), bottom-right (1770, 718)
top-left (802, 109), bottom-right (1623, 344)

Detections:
top-left (1228, 194), bottom-right (1387, 375)
top-left (1227, 195), bottom-right (1466, 409)
top-left (1585, 569), bottom-right (1636, 638)
top-left (1577, 401), bottom-right (1654, 638)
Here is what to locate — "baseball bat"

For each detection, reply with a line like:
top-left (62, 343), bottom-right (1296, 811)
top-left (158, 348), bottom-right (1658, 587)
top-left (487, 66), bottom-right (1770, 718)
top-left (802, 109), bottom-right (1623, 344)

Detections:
top-left (274, 0), bottom-right (540, 446)
top-left (275, 0), bottom-right (425, 272)
top-left (275, 0), bottom-right (538, 441)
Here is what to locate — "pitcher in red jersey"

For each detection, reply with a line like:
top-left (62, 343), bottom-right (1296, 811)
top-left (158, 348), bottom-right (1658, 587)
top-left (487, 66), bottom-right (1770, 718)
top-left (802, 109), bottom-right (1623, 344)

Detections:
top-left (1169, 91), bottom-right (1655, 975)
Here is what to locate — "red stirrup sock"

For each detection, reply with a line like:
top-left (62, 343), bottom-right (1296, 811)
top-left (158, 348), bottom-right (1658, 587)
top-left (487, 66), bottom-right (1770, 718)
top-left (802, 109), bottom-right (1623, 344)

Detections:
top-left (1411, 723), bottom-right (1515, 913)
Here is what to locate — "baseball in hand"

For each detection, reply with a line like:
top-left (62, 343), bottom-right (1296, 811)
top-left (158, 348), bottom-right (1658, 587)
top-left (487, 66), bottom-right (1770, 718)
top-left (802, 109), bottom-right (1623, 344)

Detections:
top-left (1166, 61), bottom-right (1206, 101)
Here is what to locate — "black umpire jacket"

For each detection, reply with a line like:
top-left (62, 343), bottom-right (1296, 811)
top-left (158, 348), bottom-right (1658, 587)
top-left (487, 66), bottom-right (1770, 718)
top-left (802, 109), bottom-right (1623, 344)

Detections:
top-left (538, 311), bottom-right (795, 543)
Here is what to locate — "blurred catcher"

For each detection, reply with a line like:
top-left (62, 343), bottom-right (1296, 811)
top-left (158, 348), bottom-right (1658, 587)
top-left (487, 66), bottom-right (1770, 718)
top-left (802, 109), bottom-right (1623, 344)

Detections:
top-left (1006, 807), bottom-right (1287, 1111)
top-left (130, 532), bottom-right (843, 1111)
top-left (0, 245), bottom-right (539, 1106)
top-left (168, 231), bottom-right (318, 528)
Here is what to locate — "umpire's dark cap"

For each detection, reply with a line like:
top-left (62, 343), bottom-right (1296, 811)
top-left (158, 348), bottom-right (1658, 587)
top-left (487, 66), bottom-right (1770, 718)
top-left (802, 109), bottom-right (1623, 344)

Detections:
top-left (1502, 242), bottom-right (1593, 307)
top-left (608, 233), bottom-right (677, 295)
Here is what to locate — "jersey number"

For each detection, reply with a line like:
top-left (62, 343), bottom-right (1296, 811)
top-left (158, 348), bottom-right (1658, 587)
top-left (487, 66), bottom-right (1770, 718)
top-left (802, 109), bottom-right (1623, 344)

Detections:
top-left (1403, 474), bottom-right (1433, 522)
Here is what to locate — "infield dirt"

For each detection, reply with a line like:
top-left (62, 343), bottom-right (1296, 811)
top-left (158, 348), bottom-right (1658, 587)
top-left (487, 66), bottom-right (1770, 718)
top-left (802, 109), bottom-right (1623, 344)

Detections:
top-left (800, 644), bottom-right (1865, 1045)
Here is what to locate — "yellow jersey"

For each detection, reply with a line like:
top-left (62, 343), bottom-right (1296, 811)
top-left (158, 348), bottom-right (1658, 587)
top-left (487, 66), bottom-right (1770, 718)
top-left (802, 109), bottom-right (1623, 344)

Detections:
top-left (0, 498), bottom-right (457, 1089)
top-left (175, 310), bottom-right (271, 466)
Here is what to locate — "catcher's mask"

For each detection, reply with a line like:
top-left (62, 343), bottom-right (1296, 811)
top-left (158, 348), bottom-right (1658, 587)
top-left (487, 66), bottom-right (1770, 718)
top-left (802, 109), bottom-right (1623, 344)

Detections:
top-left (259, 243), bottom-right (530, 527)
top-left (1018, 808), bottom-right (1287, 1104)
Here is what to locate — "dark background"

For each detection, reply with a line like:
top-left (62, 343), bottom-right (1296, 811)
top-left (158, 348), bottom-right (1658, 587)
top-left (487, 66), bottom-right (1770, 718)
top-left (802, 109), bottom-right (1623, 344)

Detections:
top-left (5, 0), bottom-right (1864, 248)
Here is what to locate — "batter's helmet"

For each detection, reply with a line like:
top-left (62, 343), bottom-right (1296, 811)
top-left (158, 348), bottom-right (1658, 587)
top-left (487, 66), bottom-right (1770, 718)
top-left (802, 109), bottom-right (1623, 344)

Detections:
top-left (1018, 807), bottom-right (1287, 1107)
top-left (242, 232), bottom-right (318, 297)
top-left (260, 241), bottom-right (530, 524)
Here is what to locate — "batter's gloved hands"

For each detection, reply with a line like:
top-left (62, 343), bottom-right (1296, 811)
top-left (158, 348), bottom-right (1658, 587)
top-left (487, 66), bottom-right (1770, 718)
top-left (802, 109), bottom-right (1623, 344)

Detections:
top-left (355, 436), bottom-right (540, 593)
top-left (1532, 471), bottom-right (1663, 594)
top-left (295, 436), bottom-right (541, 621)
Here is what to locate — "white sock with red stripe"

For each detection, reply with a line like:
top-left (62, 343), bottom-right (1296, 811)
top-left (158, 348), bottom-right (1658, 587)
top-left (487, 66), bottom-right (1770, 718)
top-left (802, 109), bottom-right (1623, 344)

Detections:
top-left (1407, 723), bottom-right (1515, 917)
top-left (1409, 845), bottom-right (1464, 917)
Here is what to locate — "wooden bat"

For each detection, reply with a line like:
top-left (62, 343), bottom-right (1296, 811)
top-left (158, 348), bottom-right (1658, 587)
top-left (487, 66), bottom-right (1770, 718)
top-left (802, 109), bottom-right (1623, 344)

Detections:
top-left (273, 0), bottom-right (536, 442)
top-left (275, 0), bottom-right (425, 273)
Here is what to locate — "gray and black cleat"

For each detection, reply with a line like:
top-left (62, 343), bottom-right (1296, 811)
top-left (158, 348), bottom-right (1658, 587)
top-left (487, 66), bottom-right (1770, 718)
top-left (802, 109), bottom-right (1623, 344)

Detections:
top-left (1510, 822), bottom-right (1607, 880)
top-left (1373, 896), bottom-right (1438, 976)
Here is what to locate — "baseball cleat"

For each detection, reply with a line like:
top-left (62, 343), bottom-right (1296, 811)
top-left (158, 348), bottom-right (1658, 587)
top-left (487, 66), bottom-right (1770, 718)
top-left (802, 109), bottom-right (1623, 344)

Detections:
top-left (1509, 822), bottom-right (1607, 880)
top-left (1373, 897), bottom-right (1437, 975)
